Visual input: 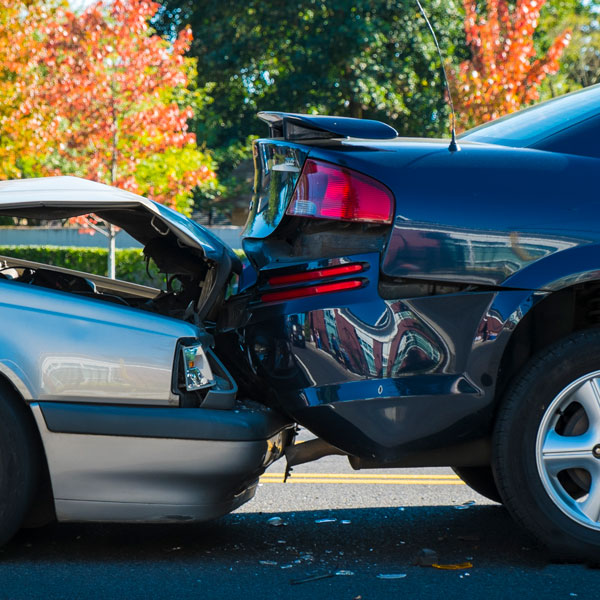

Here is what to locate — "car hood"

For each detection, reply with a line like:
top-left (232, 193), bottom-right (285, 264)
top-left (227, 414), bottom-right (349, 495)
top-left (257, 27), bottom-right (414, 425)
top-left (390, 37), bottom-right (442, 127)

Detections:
top-left (0, 176), bottom-right (239, 268)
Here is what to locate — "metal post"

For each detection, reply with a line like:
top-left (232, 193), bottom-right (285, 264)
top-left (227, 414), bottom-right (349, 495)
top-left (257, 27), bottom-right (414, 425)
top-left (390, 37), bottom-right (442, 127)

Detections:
top-left (108, 223), bottom-right (116, 279)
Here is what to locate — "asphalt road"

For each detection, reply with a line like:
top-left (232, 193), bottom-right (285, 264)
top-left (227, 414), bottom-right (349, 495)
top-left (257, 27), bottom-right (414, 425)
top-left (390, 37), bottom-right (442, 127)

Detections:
top-left (1, 432), bottom-right (599, 599)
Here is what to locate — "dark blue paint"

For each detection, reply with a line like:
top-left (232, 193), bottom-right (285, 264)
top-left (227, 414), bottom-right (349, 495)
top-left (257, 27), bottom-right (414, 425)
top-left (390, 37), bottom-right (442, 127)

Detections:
top-left (227, 86), bottom-right (600, 462)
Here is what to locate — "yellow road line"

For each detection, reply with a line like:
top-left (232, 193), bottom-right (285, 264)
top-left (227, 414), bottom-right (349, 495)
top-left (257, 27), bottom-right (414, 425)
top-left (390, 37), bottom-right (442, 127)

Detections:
top-left (259, 472), bottom-right (465, 485)
top-left (261, 472), bottom-right (460, 480)
top-left (259, 478), bottom-right (465, 485)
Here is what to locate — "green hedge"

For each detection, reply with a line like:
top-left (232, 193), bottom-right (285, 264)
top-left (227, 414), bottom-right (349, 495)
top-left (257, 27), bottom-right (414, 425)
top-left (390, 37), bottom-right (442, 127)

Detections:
top-left (0, 245), bottom-right (247, 288)
top-left (0, 245), bottom-right (161, 287)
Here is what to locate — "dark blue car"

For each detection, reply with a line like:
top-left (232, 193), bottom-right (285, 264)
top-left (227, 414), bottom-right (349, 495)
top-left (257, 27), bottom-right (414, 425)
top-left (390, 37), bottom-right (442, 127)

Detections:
top-left (218, 83), bottom-right (600, 559)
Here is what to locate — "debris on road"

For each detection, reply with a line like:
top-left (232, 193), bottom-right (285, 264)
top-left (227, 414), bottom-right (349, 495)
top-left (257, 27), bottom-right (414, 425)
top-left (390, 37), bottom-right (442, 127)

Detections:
top-left (259, 560), bottom-right (278, 566)
top-left (415, 548), bottom-right (439, 566)
top-left (431, 562), bottom-right (473, 570)
top-left (335, 570), bottom-right (355, 576)
top-left (267, 516), bottom-right (285, 527)
top-left (376, 573), bottom-right (407, 579)
top-left (291, 572), bottom-right (335, 585)
top-left (454, 500), bottom-right (476, 510)
top-left (315, 518), bottom-right (337, 524)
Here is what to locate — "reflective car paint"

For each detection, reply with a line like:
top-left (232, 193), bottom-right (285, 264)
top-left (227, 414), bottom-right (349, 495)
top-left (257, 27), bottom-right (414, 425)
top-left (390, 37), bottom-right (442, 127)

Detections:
top-left (31, 403), bottom-right (289, 522)
top-left (236, 87), bottom-right (600, 464)
top-left (0, 278), bottom-right (203, 404)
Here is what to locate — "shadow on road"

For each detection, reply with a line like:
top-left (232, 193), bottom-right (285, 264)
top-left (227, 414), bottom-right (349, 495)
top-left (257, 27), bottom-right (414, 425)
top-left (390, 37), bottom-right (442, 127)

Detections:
top-left (3, 504), bottom-right (541, 566)
top-left (2, 505), bottom-right (598, 599)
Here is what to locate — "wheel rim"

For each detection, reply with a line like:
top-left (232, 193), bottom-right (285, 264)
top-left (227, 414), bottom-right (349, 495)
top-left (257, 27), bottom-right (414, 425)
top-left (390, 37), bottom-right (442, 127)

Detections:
top-left (536, 371), bottom-right (600, 531)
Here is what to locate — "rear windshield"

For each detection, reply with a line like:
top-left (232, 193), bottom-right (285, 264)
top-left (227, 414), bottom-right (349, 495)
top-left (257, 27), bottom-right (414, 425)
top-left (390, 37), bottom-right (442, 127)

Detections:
top-left (459, 84), bottom-right (600, 148)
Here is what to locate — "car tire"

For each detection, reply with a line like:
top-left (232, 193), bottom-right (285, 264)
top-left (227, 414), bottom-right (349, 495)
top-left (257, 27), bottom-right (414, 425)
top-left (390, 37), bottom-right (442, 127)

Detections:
top-left (493, 329), bottom-right (600, 559)
top-left (0, 384), bottom-right (40, 546)
top-left (451, 466), bottom-right (502, 503)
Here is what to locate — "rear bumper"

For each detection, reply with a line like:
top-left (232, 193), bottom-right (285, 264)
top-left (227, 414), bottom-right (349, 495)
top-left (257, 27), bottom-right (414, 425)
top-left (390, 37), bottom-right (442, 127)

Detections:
top-left (31, 401), bottom-right (293, 523)
top-left (225, 253), bottom-right (529, 462)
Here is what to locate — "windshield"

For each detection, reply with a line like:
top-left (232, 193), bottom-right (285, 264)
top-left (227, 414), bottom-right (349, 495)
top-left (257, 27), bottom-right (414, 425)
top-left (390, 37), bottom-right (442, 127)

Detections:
top-left (459, 84), bottom-right (600, 148)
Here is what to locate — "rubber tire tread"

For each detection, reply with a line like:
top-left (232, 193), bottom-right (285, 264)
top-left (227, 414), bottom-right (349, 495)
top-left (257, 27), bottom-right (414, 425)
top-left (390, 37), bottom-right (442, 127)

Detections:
top-left (493, 329), bottom-right (600, 560)
top-left (0, 385), bottom-right (40, 547)
top-left (451, 466), bottom-right (502, 503)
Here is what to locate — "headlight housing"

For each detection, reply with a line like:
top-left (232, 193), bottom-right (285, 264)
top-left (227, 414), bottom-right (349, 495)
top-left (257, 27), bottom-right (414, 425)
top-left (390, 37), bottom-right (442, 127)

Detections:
top-left (181, 343), bottom-right (214, 391)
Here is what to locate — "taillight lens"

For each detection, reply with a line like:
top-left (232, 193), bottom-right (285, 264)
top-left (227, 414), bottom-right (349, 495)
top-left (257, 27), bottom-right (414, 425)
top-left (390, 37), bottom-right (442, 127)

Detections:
top-left (268, 263), bottom-right (364, 286)
top-left (286, 159), bottom-right (394, 224)
top-left (261, 279), bottom-right (363, 303)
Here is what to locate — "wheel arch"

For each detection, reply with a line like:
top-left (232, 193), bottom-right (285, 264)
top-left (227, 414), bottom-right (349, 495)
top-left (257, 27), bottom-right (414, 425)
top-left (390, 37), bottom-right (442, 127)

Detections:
top-left (0, 371), bottom-right (56, 527)
top-left (0, 362), bottom-right (33, 401)
top-left (495, 279), bottom-right (600, 409)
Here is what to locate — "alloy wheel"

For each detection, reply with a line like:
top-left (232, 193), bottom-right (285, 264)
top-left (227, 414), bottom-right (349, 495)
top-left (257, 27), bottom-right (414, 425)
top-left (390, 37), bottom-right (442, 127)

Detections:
top-left (536, 371), bottom-right (600, 531)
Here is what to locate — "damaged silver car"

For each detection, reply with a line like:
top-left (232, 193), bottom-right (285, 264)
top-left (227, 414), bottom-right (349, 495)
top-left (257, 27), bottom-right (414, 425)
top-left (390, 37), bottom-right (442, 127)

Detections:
top-left (0, 176), bottom-right (293, 545)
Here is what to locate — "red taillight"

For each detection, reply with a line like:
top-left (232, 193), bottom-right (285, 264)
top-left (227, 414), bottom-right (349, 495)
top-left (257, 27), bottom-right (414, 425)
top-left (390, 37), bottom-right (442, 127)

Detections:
top-left (286, 159), bottom-right (394, 224)
top-left (261, 279), bottom-right (363, 303)
top-left (268, 263), bottom-right (364, 286)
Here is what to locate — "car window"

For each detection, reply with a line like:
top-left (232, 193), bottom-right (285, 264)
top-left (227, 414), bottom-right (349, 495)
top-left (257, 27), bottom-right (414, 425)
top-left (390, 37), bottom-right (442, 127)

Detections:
top-left (459, 84), bottom-right (600, 148)
top-left (534, 115), bottom-right (600, 159)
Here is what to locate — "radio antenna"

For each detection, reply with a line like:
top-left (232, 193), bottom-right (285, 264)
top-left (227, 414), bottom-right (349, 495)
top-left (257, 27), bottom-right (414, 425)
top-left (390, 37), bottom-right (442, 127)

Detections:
top-left (415, 0), bottom-right (459, 152)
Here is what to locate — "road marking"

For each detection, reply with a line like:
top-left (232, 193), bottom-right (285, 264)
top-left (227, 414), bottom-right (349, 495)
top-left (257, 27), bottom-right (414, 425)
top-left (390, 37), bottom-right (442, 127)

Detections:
top-left (262, 473), bottom-right (460, 479)
top-left (260, 472), bottom-right (465, 485)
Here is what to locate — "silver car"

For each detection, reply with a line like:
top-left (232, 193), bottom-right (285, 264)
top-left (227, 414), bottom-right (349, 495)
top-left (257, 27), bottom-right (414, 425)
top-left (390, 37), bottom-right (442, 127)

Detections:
top-left (0, 176), bottom-right (293, 546)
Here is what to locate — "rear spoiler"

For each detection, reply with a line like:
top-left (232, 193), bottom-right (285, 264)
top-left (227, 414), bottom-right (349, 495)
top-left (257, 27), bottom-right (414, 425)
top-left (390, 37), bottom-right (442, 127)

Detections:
top-left (257, 111), bottom-right (398, 141)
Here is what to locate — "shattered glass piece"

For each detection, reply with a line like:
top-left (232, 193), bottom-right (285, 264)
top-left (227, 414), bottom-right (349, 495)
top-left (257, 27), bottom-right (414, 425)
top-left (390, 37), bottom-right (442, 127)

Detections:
top-left (267, 516), bottom-right (284, 526)
top-left (315, 518), bottom-right (337, 524)
top-left (377, 574), bottom-right (407, 579)
top-left (281, 564), bottom-right (293, 569)
top-left (341, 520), bottom-right (352, 524)
top-left (454, 501), bottom-right (476, 510)
top-left (300, 553), bottom-right (315, 562)
top-left (335, 570), bottom-right (355, 576)
top-left (259, 560), bottom-right (278, 566)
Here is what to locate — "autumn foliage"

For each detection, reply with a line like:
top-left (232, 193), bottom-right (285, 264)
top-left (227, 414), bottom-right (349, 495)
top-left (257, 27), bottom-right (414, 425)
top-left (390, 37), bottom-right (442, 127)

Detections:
top-left (0, 1), bottom-right (59, 179)
top-left (449, 0), bottom-right (571, 131)
top-left (33, 0), bottom-right (215, 214)
top-left (0, 0), bottom-right (215, 216)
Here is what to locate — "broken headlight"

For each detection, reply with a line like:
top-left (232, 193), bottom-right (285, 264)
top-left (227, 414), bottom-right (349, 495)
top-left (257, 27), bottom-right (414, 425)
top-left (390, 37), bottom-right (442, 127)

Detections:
top-left (181, 343), bottom-right (214, 391)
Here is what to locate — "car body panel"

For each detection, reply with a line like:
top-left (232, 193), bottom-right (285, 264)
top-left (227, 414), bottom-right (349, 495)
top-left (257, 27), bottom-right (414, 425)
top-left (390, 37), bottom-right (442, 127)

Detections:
top-left (0, 278), bottom-right (198, 404)
top-left (220, 251), bottom-right (500, 461)
top-left (31, 403), bottom-right (290, 522)
top-left (300, 140), bottom-right (600, 287)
